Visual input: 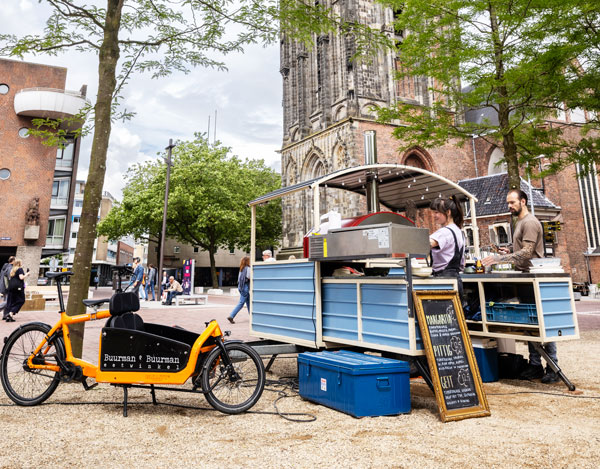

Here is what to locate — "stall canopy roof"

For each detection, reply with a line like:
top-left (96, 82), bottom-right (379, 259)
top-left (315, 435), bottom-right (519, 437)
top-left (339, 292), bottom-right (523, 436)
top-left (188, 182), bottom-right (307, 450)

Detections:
top-left (249, 164), bottom-right (477, 210)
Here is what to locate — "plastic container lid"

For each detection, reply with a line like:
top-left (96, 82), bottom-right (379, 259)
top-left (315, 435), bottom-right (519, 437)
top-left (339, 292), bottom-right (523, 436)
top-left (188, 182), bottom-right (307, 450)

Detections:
top-left (298, 350), bottom-right (410, 375)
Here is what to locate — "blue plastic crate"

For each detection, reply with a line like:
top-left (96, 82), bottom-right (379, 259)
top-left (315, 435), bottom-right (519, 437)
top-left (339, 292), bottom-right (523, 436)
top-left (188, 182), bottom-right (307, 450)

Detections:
top-left (297, 350), bottom-right (410, 417)
top-left (486, 302), bottom-right (538, 325)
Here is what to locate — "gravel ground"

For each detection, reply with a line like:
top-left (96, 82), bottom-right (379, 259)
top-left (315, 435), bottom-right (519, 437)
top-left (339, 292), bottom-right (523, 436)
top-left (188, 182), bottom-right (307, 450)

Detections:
top-left (1, 293), bottom-right (599, 468)
top-left (1, 329), bottom-right (599, 469)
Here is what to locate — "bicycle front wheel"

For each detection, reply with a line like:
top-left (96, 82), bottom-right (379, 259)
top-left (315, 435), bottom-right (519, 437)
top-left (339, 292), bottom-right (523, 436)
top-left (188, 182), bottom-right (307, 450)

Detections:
top-left (201, 342), bottom-right (265, 414)
top-left (0, 323), bottom-right (64, 406)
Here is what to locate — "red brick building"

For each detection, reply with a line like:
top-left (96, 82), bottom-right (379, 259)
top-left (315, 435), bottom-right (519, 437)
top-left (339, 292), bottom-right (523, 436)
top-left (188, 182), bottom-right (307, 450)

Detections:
top-left (0, 58), bottom-right (87, 280)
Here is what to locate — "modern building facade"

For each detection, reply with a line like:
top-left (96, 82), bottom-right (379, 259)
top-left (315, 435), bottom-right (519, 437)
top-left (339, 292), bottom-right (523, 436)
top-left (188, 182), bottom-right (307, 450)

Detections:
top-left (0, 58), bottom-right (88, 280)
top-left (66, 180), bottom-right (134, 285)
top-left (279, 0), bottom-right (600, 284)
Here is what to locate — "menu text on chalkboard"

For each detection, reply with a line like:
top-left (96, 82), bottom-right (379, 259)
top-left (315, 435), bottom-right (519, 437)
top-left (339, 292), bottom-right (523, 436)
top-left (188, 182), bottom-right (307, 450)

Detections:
top-left (414, 290), bottom-right (490, 422)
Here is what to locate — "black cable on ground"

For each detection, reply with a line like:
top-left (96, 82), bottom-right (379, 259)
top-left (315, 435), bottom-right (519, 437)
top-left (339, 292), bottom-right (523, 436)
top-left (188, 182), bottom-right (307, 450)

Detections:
top-left (0, 376), bottom-right (318, 421)
top-left (487, 391), bottom-right (600, 399)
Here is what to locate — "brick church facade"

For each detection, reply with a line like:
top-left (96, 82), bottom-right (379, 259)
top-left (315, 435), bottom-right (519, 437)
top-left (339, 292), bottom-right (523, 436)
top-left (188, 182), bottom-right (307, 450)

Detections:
top-left (279, 0), bottom-right (600, 285)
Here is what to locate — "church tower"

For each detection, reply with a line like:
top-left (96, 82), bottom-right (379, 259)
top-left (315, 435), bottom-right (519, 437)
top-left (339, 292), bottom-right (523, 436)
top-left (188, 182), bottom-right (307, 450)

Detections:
top-left (279, 0), bottom-right (454, 251)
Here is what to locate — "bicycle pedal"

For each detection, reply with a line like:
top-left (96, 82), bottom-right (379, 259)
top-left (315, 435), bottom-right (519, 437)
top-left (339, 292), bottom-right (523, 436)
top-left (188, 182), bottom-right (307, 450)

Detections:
top-left (82, 378), bottom-right (98, 391)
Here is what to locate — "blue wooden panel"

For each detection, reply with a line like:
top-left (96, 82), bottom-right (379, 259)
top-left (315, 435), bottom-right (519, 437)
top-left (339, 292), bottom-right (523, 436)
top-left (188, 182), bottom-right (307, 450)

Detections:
top-left (539, 282), bottom-right (576, 338)
top-left (361, 284), bottom-right (411, 349)
top-left (252, 263), bottom-right (317, 343)
top-left (322, 283), bottom-right (358, 341)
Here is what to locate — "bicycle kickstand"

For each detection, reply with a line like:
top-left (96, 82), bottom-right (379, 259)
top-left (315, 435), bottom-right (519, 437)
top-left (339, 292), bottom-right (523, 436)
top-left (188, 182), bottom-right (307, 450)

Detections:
top-left (81, 378), bottom-right (98, 391)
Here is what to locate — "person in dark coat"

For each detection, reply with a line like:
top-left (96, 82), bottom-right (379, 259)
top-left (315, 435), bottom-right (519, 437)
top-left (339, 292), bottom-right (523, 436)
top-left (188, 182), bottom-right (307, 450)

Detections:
top-left (6, 258), bottom-right (30, 322)
top-left (1, 256), bottom-right (15, 321)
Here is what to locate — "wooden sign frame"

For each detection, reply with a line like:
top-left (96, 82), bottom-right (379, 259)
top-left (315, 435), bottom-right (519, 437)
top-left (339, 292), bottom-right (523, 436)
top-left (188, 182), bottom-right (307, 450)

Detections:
top-left (413, 289), bottom-right (490, 422)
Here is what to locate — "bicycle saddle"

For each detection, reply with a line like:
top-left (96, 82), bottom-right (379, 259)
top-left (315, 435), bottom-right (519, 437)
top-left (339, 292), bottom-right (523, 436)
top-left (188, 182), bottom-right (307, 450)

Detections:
top-left (82, 298), bottom-right (109, 307)
top-left (46, 271), bottom-right (74, 279)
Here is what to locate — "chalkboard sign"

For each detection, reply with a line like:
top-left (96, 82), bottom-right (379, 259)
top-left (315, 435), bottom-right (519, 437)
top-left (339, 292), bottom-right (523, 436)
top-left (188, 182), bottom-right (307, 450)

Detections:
top-left (413, 290), bottom-right (490, 422)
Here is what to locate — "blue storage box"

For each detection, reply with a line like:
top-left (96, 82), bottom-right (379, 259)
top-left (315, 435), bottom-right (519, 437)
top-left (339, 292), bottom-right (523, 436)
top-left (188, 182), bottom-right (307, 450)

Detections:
top-left (297, 350), bottom-right (410, 417)
top-left (486, 302), bottom-right (538, 324)
top-left (472, 338), bottom-right (499, 382)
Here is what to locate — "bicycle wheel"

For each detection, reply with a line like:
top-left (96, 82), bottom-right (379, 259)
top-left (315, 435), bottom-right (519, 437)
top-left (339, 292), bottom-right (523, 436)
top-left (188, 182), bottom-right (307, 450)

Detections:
top-left (0, 322), bottom-right (64, 406)
top-left (201, 342), bottom-right (265, 414)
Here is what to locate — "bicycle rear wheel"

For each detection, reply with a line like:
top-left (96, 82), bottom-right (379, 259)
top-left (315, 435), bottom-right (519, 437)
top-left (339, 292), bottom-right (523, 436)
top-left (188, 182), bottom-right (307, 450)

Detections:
top-left (201, 342), bottom-right (265, 414)
top-left (0, 323), bottom-right (64, 406)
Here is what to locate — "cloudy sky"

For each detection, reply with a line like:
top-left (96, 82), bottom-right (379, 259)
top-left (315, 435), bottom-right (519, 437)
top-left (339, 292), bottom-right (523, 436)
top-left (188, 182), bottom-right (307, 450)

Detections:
top-left (2, 0), bottom-right (283, 199)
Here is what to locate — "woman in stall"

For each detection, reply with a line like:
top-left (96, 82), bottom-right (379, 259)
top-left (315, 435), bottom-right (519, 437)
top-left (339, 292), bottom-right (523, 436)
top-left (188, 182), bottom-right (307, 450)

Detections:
top-left (429, 196), bottom-right (466, 302)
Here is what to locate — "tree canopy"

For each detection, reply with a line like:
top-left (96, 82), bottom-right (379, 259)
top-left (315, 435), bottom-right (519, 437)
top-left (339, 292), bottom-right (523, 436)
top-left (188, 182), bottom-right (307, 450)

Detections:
top-left (98, 135), bottom-right (281, 287)
top-left (0, 0), bottom-right (390, 355)
top-left (378, 0), bottom-right (600, 188)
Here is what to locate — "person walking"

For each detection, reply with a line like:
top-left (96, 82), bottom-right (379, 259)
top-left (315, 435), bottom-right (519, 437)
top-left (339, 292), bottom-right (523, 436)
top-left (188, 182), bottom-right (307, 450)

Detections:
top-left (227, 256), bottom-right (251, 324)
top-left (145, 264), bottom-right (157, 301)
top-left (128, 257), bottom-right (144, 296)
top-left (5, 259), bottom-right (29, 322)
top-left (1, 256), bottom-right (15, 321)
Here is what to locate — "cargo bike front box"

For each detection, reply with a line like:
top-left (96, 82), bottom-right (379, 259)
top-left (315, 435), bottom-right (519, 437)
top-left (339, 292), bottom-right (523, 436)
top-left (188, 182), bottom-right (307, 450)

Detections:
top-left (297, 350), bottom-right (410, 417)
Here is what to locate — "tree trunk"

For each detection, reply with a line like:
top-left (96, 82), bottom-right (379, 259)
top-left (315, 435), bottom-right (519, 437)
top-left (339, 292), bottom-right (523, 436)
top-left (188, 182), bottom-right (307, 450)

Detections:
top-left (66, 0), bottom-right (124, 357)
top-left (488, 2), bottom-right (520, 190)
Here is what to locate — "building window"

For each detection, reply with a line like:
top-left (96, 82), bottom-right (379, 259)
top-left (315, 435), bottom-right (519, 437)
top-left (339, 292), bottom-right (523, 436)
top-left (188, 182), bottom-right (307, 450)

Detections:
top-left (75, 200), bottom-right (83, 208)
top-left (71, 232), bottom-right (77, 239)
top-left (193, 247), bottom-right (199, 253)
top-left (46, 217), bottom-right (66, 247)
top-left (463, 227), bottom-right (474, 247)
top-left (0, 84), bottom-right (8, 95)
top-left (489, 223), bottom-right (511, 246)
top-left (52, 179), bottom-right (70, 207)
top-left (0, 168), bottom-right (10, 180)
top-left (229, 247), bottom-right (235, 254)
top-left (72, 216), bottom-right (81, 223)
top-left (56, 139), bottom-right (75, 168)
top-left (576, 162), bottom-right (600, 250)
top-left (174, 246), bottom-right (180, 253)
top-left (18, 128), bottom-right (29, 138)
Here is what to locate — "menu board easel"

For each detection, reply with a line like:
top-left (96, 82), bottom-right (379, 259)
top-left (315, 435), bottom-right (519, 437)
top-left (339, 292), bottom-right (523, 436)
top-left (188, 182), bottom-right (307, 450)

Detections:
top-left (413, 290), bottom-right (490, 422)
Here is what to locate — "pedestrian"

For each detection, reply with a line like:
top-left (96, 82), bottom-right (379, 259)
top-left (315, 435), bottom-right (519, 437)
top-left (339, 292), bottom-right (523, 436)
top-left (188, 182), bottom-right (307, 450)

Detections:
top-left (94, 275), bottom-right (99, 290)
top-left (160, 271), bottom-right (169, 298)
top-left (227, 256), bottom-right (251, 324)
top-left (163, 276), bottom-right (183, 305)
top-left (128, 257), bottom-right (144, 296)
top-left (1, 256), bottom-right (15, 321)
top-left (145, 264), bottom-right (157, 301)
top-left (262, 249), bottom-right (276, 262)
top-left (5, 258), bottom-right (30, 322)
top-left (482, 189), bottom-right (558, 383)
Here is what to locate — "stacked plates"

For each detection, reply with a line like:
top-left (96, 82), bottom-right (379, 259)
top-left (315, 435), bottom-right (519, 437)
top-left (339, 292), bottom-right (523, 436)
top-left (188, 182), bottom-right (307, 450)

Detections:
top-left (530, 267), bottom-right (564, 274)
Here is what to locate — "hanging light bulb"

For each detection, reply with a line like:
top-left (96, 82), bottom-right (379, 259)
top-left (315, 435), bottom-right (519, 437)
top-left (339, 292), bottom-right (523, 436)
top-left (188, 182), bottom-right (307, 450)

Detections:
top-left (413, 177), bottom-right (416, 183)
top-left (341, 182), bottom-right (345, 186)
top-left (425, 186), bottom-right (429, 192)
top-left (438, 193), bottom-right (442, 198)
top-left (358, 178), bottom-right (361, 183)
top-left (421, 195), bottom-right (425, 200)
top-left (408, 184), bottom-right (412, 188)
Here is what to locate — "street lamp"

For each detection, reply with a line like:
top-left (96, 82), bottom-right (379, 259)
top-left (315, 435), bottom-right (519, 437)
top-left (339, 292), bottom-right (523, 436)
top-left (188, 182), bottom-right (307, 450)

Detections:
top-left (158, 139), bottom-right (175, 297)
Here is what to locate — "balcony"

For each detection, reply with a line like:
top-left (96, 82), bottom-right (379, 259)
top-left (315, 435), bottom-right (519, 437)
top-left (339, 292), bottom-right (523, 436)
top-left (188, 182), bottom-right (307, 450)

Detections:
top-left (14, 88), bottom-right (90, 127)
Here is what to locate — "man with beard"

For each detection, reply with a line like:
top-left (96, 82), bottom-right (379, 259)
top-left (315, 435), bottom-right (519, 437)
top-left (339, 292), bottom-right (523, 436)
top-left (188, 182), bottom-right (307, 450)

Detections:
top-left (482, 189), bottom-right (559, 383)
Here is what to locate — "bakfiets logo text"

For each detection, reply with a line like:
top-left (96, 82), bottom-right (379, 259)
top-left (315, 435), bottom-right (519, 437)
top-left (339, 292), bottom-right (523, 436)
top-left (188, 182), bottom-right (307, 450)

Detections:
top-left (104, 354), bottom-right (180, 364)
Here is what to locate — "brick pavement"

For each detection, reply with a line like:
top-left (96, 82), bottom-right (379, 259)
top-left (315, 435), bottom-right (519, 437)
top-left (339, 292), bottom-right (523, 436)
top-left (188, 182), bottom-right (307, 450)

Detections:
top-left (1, 287), bottom-right (251, 363)
top-left (2, 288), bottom-right (599, 363)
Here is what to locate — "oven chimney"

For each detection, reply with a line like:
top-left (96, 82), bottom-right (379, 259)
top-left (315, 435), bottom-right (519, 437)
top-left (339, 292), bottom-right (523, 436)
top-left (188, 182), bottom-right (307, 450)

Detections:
top-left (364, 130), bottom-right (380, 213)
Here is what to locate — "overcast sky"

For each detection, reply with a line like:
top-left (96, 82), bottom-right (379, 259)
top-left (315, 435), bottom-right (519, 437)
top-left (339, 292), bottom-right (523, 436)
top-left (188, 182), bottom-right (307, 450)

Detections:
top-left (2, 0), bottom-right (283, 199)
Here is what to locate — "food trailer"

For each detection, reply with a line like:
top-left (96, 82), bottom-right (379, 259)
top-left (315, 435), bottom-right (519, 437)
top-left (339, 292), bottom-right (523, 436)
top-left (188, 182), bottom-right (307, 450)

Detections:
top-left (247, 141), bottom-right (579, 390)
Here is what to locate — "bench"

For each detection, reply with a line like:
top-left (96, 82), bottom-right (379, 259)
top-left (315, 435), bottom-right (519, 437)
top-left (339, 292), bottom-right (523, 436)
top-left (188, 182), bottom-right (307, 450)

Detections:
top-left (174, 294), bottom-right (208, 306)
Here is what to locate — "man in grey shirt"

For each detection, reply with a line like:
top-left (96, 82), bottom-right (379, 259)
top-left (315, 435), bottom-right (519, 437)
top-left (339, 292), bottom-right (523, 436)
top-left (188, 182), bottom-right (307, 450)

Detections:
top-left (482, 189), bottom-right (558, 383)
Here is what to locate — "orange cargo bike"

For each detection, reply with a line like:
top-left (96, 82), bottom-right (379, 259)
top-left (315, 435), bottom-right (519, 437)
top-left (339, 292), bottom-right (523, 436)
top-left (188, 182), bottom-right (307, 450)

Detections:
top-left (0, 266), bottom-right (265, 416)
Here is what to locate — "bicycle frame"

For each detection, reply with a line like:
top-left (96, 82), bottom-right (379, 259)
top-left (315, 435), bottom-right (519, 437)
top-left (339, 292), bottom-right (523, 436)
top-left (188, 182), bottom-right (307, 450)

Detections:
top-left (26, 308), bottom-right (224, 386)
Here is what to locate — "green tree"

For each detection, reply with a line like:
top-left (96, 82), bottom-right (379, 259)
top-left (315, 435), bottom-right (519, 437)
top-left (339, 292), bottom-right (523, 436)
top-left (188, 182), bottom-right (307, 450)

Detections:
top-left (378, 0), bottom-right (598, 189)
top-left (98, 135), bottom-right (282, 287)
top-left (0, 0), bottom-right (389, 356)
